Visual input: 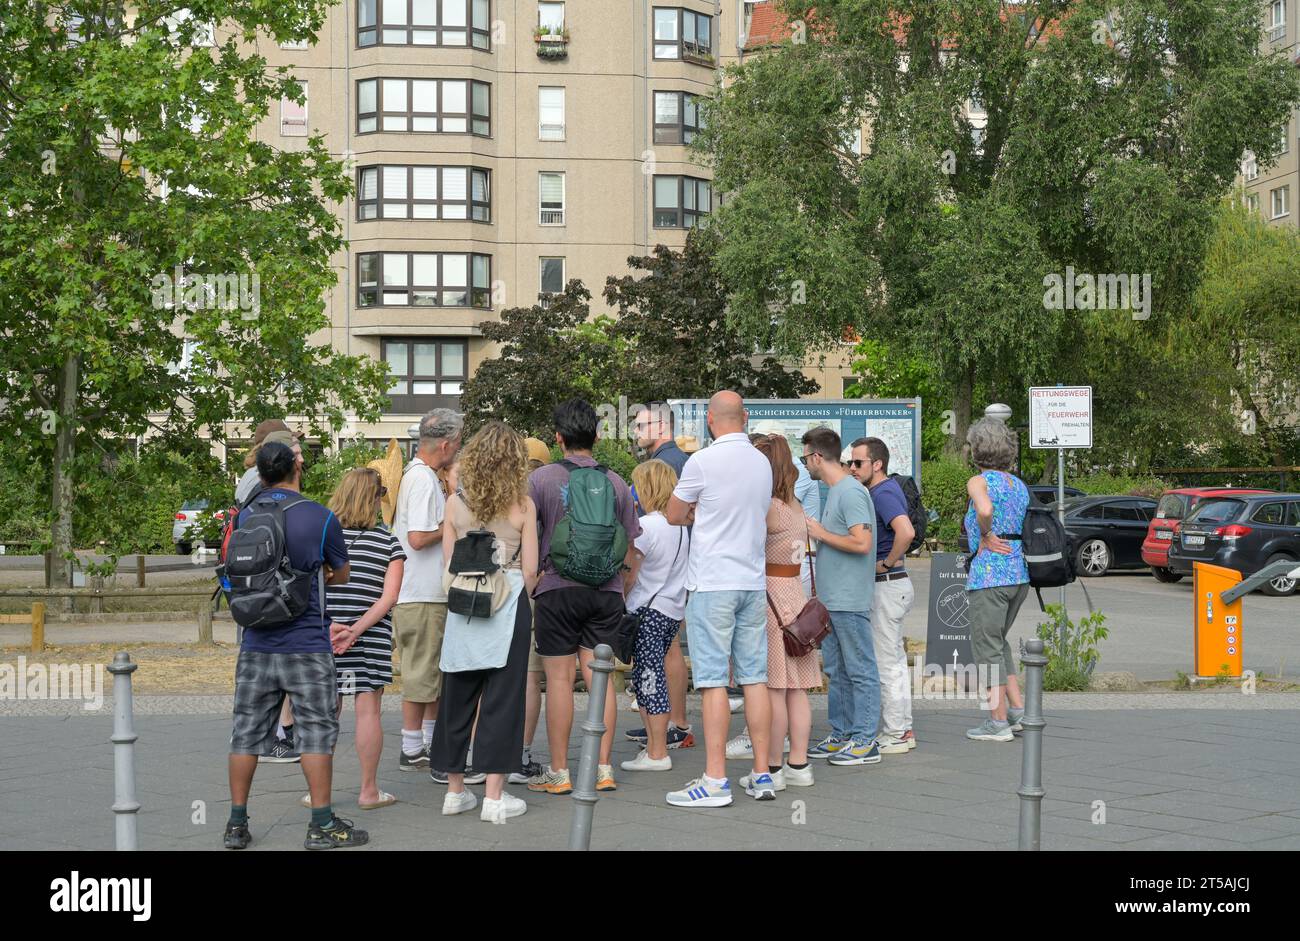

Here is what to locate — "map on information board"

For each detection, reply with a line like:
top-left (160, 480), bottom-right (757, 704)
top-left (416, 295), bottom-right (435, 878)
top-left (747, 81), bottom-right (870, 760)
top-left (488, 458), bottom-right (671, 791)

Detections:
top-left (863, 418), bottom-right (915, 478)
top-left (670, 399), bottom-right (924, 491)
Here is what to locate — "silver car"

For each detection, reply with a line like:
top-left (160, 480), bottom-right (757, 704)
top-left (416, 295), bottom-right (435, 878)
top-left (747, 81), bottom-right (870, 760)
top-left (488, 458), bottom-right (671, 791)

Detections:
top-left (173, 499), bottom-right (223, 554)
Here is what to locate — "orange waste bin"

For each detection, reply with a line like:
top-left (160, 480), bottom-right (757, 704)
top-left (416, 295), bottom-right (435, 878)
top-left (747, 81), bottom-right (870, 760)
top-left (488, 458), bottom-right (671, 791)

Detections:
top-left (1192, 562), bottom-right (1243, 680)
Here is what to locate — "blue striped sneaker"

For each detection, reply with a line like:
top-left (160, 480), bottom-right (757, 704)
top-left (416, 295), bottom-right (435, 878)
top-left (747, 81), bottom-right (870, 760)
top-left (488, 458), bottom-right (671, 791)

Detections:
top-left (828, 739), bottom-right (882, 765)
top-left (743, 772), bottom-right (777, 801)
top-left (666, 777), bottom-right (733, 809)
top-left (808, 734), bottom-right (850, 760)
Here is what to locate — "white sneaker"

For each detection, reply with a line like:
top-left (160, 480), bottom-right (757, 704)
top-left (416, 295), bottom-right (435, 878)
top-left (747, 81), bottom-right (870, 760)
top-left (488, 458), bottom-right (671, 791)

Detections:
top-left (728, 696), bottom-right (745, 714)
top-left (725, 733), bottom-right (791, 760)
top-left (299, 793), bottom-right (312, 808)
top-left (740, 768), bottom-right (787, 792)
top-left (725, 732), bottom-right (753, 760)
top-left (782, 763), bottom-right (815, 787)
top-left (621, 749), bottom-right (672, 772)
top-left (442, 789), bottom-right (479, 816)
top-left (481, 791), bottom-right (528, 823)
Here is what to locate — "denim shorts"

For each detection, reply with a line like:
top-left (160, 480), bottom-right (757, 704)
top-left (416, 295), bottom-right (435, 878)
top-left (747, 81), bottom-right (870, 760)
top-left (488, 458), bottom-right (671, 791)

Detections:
top-left (685, 590), bottom-right (767, 688)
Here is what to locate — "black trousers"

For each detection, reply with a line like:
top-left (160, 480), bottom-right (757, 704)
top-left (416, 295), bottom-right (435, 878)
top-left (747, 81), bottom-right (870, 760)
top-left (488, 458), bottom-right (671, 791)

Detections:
top-left (429, 589), bottom-right (531, 775)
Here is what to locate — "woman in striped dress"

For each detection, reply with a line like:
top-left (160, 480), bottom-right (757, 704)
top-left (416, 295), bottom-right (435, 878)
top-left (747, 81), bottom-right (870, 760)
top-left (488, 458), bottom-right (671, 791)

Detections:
top-left (325, 467), bottom-right (406, 810)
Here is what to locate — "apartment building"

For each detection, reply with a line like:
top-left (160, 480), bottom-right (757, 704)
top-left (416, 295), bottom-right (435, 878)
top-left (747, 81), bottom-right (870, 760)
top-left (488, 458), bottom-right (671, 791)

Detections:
top-left (209, 0), bottom-right (854, 455)
top-left (1241, 0), bottom-right (1300, 227)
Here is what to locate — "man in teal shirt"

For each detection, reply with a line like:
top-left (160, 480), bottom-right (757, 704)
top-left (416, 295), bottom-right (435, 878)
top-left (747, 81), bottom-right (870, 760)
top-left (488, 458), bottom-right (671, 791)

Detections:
top-left (800, 427), bottom-right (881, 766)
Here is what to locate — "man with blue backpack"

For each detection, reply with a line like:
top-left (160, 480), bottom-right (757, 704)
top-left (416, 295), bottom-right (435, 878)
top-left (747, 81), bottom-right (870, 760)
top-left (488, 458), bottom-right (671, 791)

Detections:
top-left (220, 441), bottom-right (365, 850)
top-left (526, 399), bottom-right (641, 797)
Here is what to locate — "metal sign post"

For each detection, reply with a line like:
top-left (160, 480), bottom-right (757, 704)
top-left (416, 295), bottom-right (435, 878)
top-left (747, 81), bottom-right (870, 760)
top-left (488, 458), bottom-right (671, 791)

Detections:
top-left (1029, 386), bottom-right (1094, 617)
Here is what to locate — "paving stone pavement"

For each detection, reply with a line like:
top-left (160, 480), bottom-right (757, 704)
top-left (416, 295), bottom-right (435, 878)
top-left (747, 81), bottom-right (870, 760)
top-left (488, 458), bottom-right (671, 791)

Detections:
top-left (2, 697), bottom-right (1298, 851)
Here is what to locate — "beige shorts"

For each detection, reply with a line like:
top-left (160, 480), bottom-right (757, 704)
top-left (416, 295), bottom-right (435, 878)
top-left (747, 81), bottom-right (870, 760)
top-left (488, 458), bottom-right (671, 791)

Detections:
top-left (393, 602), bottom-right (447, 702)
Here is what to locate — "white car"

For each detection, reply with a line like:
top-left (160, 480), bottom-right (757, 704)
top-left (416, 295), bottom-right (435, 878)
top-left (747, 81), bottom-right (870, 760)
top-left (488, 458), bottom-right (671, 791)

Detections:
top-left (173, 500), bottom-right (224, 554)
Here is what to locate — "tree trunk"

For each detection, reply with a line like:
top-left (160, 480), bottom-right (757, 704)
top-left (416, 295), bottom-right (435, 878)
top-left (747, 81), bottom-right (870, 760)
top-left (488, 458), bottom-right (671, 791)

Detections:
top-left (49, 352), bottom-right (79, 613)
top-left (947, 363), bottom-right (974, 456)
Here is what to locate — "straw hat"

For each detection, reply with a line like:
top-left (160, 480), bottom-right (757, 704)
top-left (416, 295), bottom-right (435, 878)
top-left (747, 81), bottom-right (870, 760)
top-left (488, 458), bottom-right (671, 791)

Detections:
top-left (676, 435), bottom-right (701, 454)
top-left (367, 438), bottom-right (404, 526)
top-left (524, 437), bottom-right (553, 466)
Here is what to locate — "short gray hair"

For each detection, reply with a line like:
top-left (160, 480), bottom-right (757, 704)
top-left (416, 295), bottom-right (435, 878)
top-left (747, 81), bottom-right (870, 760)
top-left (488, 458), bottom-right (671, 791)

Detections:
top-left (418, 408), bottom-right (463, 445)
top-left (966, 417), bottom-right (1018, 471)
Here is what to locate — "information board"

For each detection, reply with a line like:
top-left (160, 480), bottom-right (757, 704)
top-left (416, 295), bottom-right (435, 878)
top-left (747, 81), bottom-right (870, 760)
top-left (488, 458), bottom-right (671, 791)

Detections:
top-left (670, 398), bottom-right (924, 488)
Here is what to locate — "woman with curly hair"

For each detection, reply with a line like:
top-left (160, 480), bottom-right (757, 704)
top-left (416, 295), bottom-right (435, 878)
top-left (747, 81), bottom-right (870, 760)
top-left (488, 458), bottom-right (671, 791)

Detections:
top-left (431, 421), bottom-right (540, 823)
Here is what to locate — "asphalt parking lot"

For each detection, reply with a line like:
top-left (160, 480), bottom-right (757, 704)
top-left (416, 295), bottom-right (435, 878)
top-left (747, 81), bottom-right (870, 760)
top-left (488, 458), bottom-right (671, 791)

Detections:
top-left (901, 558), bottom-right (1297, 682)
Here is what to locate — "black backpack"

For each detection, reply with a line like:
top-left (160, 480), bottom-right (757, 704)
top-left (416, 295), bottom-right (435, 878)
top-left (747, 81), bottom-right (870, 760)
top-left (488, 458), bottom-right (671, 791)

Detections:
top-left (889, 473), bottom-right (928, 554)
top-left (1006, 506), bottom-right (1076, 610)
top-left (217, 492), bottom-right (320, 629)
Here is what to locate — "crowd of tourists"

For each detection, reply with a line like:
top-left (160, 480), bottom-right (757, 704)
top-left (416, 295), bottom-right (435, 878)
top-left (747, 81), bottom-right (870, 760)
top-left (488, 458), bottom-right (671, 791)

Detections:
top-left (219, 399), bottom-right (1032, 849)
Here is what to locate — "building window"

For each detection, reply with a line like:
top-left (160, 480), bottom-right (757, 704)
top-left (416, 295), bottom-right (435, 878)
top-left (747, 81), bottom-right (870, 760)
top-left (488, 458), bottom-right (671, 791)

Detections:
top-left (357, 166), bottom-right (490, 221)
top-left (358, 0), bottom-right (491, 49)
top-left (280, 39), bottom-right (309, 49)
top-left (382, 339), bottom-right (469, 412)
top-left (357, 78), bottom-right (490, 136)
top-left (539, 1), bottom-right (565, 30)
top-left (358, 252), bottom-right (492, 308)
top-left (169, 8), bottom-right (215, 46)
top-left (1269, 1), bottom-right (1286, 41)
top-left (653, 91), bottom-right (703, 144)
top-left (1270, 185), bottom-right (1290, 219)
top-left (1242, 150), bottom-right (1258, 181)
top-left (539, 172), bottom-right (565, 225)
top-left (1280, 121), bottom-right (1290, 155)
top-left (1245, 192), bottom-right (1260, 214)
top-left (539, 257), bottom-right (565, 306)
top-left (539, 87), bottom-right (565, 140)
top-left (653, 175), bottom-right (711, 228)
top-left (653, 7), bottom-right (712, 62)
top-left (280, 82), bottom-right (308, 136)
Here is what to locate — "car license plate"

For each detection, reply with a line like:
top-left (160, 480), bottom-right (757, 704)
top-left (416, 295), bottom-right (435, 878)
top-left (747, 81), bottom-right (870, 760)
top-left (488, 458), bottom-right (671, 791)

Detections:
top-left (1184, 534), bottom-right (1205, 547)
top-left (1156, 531), bottom-right (1173, 541)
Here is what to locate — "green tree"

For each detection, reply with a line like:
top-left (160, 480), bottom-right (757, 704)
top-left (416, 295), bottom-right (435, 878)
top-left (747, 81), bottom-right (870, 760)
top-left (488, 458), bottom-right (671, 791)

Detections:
top-left (0, 3), bottom-right (390, 585)
top-left (698, 0), bottom-right (1300, 456)
top-left (603, 230), bottom-right (819, 402)
top-left (1181, 197), bottom-right (1300, 481)
top-left (458, 281), bottom-right (628, 437)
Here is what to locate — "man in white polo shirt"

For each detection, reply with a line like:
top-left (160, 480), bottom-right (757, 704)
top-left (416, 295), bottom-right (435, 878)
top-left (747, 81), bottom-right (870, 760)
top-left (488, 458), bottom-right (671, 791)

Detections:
top-left (664, 391), bottom-right (775, 808)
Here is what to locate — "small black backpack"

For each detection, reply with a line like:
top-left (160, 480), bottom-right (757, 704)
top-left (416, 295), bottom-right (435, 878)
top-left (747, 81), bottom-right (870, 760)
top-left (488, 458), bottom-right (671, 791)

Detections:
top-left (888, 473), bottom-right (928, 554)
top-left (217, 492), bottom-right (319, 629)
top-left (1009, 506), bottom-right (1076, 610)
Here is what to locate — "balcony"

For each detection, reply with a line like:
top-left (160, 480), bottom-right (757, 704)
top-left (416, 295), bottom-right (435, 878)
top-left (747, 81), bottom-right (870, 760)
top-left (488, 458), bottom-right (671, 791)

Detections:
top-left (535, 28), bottom-right (569, 60)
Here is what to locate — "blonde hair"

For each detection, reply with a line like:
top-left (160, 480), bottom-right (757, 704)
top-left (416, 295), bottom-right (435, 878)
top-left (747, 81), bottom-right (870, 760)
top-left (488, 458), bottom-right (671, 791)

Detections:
top-left (632, 459), bottom-right (678, 514)
top-left (330, 467), bottom-right (383, 529)
top-left (458, 421), bottom-right (528, 523)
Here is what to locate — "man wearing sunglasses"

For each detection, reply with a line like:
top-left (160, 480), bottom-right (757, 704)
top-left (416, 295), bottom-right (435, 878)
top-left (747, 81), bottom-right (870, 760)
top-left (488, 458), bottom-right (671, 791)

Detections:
top-left (850, 438), bottom-right (917, 756)
top-left (800, 427), bottom-right (882, 767)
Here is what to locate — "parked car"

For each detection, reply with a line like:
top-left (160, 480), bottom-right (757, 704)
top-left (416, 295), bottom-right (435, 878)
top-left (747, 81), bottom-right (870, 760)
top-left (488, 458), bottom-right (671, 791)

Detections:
top-left (1142, 487), bottom-right (1272, 582)
top-left (1058, 495), bottom-right (1160, 576)
top-left (1167, 493), bottom-right (1300, 596)
top-left (1028, 484), bottom-right (1085, 506)
top-left (173, 500), bottom-right (224, 554)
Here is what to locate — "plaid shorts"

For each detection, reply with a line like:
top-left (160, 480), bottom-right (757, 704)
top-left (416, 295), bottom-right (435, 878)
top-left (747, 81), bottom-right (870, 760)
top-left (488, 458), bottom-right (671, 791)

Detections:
top-left (230, 650), bottom-right (339, 754)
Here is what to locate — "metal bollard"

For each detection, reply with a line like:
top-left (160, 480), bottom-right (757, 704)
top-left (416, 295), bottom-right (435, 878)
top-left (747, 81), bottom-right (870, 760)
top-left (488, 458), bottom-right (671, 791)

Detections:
top-left (568, 643), bottom-right (615, 851)
top-left (107, 652), bottom-right (140, 851)
top-left (1017, 638), bottom-right (1048, 851)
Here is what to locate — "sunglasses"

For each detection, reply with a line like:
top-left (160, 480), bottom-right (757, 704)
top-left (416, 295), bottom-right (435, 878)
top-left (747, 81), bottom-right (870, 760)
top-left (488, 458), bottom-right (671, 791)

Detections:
top-left (847, 459), bottom-right (868, 469)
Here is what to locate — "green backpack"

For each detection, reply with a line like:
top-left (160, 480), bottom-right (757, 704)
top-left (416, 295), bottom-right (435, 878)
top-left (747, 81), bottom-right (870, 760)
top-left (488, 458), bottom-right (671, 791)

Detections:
top-left (549, 460), bottom-right (629, 586)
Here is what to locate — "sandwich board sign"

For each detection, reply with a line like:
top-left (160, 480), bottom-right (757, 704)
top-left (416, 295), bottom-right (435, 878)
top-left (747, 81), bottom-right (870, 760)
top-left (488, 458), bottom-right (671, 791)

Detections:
top-left (1029, 386), bottom-right (1092, 449)
top-left (924, 552), bottom-right (977, 693)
